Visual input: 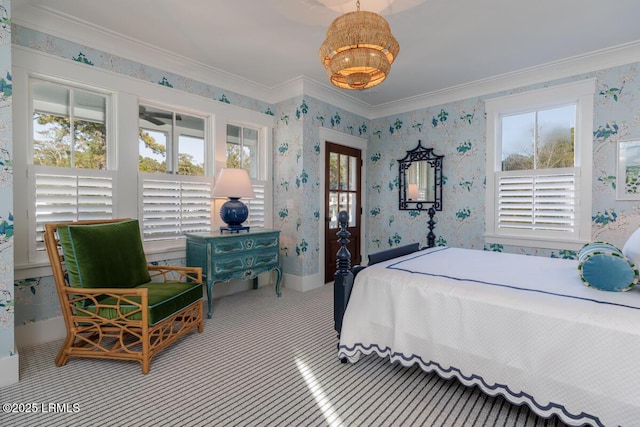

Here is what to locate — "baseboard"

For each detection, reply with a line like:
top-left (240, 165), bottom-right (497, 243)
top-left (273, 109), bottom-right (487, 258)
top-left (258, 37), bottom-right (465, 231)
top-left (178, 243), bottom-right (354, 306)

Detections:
top-left (0, 353), bottom-right (19, 387)
top-left (16, 316), bottom-right (67, 349)
top-left (283, 272), bottom-right (324, 292)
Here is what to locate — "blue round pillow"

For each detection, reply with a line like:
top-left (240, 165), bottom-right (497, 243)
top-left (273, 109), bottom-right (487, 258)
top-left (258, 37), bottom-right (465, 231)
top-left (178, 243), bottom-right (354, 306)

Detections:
top-left (578, 242), bottom-right (638, 292)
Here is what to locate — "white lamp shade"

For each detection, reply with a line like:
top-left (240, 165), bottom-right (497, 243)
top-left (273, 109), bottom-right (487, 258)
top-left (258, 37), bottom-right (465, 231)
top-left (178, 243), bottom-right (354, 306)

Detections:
top-left (212, 168), bottom-right (255, 199)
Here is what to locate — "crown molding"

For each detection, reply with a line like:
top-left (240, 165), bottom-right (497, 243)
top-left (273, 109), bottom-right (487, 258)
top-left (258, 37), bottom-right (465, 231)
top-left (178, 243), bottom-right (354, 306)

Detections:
top-left (368, 40), bottom-right (640, 119)
top-left (12, 5), bottom-right (275, 104)
top-left (13, 4), bottom-right (640, 121)
top-left (13, 5), bottom-right (376, 118)
top-left (273, 76), bottom-right (373, 119)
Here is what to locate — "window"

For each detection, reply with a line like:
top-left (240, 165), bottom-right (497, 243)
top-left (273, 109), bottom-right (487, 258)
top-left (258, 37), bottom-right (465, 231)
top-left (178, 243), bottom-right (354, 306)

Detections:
top-left (14, 51), bottom-right (274, 275)
top-left (226, 124), bottom-right (266, 227)
top-left (30, 79), bottom-right (113, 258)
top-left (485, 79), bottom-right (595, 249)
top-left (138, 104), bottom-right (211, 241)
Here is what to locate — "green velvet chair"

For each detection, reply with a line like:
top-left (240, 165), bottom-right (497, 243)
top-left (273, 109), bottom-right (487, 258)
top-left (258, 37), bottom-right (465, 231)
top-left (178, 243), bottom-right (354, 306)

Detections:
top-left (44, 218), bottom-right (204, 374)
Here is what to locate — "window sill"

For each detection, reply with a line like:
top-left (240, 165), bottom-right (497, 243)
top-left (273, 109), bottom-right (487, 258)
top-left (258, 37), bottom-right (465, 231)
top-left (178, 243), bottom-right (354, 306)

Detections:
top-left (484, 233), bottom-right (588, 251)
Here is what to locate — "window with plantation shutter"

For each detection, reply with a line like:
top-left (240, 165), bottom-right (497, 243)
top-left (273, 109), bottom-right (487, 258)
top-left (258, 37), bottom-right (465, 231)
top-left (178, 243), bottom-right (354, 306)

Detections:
top-left (485, 80), bottom-right (594, 249)
top-left (139, 175), bottom-right (211, 241)
top-left (16, 60), bottom-right (274, 274)
top-left (30, 166), bottom-right (114, 258)
top-left (28, 79), bottom-right (113, 263)
top-left (224, 123), bottom-right (271, 229)
top-left (138, 106), bottom-right (210, 243)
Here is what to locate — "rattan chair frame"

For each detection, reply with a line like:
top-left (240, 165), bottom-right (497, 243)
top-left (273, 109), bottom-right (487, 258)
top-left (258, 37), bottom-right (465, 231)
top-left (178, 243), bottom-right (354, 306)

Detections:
top-left (44, 219), bottom-right (204, 374)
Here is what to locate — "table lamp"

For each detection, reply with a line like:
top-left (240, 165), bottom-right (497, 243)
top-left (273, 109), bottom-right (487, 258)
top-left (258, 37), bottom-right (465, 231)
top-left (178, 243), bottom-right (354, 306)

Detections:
top-left (212, 168), bottom-right (255, 232)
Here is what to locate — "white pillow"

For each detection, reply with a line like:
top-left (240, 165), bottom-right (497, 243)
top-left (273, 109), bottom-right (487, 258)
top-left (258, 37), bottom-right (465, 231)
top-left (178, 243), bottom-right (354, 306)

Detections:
top-left (622, 227), bottom-right (640, 267)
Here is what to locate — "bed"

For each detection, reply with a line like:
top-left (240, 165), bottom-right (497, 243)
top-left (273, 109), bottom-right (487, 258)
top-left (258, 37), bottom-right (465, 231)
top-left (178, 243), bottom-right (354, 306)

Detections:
top-left (333, 221), bottom-right (640, 426)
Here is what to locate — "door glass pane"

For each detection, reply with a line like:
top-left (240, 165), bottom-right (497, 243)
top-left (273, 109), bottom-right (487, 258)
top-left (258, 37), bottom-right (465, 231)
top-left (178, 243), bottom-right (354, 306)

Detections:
top-left (349, 156), bottom-right (357, 191)
top-left (339, 155), bottom-right (348, 190)
top-left (339, 192), bottom-right (347, 214)
top-left (348, 193), bottom-right (356, 227)
top-left (329, 192), bottom-right (338, 228)
top-left (329, 152), bottom-right (338, 190)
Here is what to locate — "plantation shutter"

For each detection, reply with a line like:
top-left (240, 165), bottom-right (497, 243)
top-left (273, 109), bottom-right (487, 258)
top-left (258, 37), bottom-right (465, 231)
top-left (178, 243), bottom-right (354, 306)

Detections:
top-left (32, 166), bottom-right (114, 253)
top-left (139, 174), bottom-right (211, 241)
top-left (497, 167), bottom-right (577, 235)
top-left (245, 182), bottom-right (266, 227)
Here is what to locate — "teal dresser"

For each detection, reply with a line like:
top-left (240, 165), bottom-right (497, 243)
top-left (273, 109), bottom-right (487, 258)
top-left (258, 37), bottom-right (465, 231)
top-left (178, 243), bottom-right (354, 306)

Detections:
top-left (185, 229), bottom-right (282, 318)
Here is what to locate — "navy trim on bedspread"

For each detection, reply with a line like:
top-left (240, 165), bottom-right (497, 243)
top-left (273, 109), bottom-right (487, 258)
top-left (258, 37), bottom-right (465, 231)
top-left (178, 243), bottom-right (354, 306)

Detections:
top-left (338, 343), bottom-right (603, 427)
top-left (386, 247), bottom-right (640, 311)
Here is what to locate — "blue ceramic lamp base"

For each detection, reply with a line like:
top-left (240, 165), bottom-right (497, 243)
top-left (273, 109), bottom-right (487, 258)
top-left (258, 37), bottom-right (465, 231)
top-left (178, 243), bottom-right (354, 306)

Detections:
top-left (220, 197), bottom-right (250, 232)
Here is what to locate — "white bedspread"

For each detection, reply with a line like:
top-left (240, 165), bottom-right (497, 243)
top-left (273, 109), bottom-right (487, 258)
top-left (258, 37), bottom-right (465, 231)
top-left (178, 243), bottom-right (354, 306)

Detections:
top-left (338, 247), bottom-right (640, 426)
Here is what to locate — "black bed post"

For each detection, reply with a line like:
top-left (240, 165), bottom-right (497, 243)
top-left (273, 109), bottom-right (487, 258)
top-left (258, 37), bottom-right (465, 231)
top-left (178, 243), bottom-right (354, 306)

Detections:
top-left (334, 210), bottom-right (354, 341)
top-left (427, 207), bottom-right (436, 248)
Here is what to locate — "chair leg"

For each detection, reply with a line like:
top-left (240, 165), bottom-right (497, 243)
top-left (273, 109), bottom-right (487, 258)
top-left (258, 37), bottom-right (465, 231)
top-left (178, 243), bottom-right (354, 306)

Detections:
top-left (55, 334), bottom-right (74, 366)
top-left (55, 350), bottom-right (69, 367)
top-left (197, 301), bottom-right (204, 333)
top-left (141, 359), bottom-right (150, 374)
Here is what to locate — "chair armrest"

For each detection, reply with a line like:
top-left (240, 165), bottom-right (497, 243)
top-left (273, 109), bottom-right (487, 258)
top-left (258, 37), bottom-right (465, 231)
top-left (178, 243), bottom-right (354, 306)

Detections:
top-left (148, 265), bottom-right (202, 283)
top-left (62, 287), bottom-right (149, 323)
top-left (62, 287), bottom-right (148, 297)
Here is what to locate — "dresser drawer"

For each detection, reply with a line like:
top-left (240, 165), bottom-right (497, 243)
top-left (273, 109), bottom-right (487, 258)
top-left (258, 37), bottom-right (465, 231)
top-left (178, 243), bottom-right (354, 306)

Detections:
top-left (212, 233), bottom-right (279, 255)
top-left (213, 248), bottom-right (278, 274)
top-left (251, 234), bottom-right (279, 250)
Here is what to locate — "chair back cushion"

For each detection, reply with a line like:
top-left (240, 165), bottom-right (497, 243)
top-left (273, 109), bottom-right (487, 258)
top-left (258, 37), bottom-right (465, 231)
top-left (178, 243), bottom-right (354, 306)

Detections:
top-left (58, 219), bottom-right (151, 288)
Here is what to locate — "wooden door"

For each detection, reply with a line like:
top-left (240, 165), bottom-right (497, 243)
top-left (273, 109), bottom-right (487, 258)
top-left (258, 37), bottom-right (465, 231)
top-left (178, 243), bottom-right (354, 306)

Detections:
top-left (325, 142), bottom-right (361, 283)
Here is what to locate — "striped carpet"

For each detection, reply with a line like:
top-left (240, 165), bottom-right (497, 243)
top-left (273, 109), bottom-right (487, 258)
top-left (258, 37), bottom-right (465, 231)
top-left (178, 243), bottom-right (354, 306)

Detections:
top-left (1, 284), bottom-right (568, 426)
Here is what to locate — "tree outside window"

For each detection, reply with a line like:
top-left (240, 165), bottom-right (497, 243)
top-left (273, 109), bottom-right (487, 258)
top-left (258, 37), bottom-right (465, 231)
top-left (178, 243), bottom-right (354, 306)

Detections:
top-left (501, 105), bottom-right (575, 171)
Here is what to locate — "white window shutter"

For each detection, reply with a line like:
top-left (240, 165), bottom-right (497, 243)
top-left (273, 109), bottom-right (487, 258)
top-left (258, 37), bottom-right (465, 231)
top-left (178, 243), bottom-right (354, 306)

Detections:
top-left (32, 166), bottom-right (114, 252)
top-left (246, 182), bottom-right (266, 227)
top-left (139, 175), bottom-right (211, 241)
top-left (497, 168), bottom-right (576, 234)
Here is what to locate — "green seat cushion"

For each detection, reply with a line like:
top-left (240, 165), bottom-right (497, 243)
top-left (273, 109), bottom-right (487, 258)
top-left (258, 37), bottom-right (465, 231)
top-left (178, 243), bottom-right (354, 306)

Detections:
top-left (82, 281), bottom-right (203, 325)
top-left (58, 220), bottom-right (151, 288)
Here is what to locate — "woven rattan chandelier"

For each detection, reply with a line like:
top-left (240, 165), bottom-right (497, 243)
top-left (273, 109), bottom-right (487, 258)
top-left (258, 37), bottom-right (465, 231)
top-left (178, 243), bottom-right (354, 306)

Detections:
top-left (319, 0), bottom-right (399, 90)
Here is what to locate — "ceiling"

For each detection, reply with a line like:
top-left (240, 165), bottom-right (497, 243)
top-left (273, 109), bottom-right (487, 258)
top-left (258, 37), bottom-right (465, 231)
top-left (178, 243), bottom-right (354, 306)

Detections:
top-left (12, 0), bottom-right (640, 109)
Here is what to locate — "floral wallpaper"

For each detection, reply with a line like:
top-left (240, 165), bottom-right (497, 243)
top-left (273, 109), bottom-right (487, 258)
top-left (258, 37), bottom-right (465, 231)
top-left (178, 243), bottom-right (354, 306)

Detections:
top-left (0, 0), bottom-right (12, 359)
top-left (367, 63), bottom-right (640, 259)
top-left (8, 24), bottom-right (640, 331)
top-left (273, 96), bottom-right (368, 276)
top-left (12, 25), bottom-right (273, 115)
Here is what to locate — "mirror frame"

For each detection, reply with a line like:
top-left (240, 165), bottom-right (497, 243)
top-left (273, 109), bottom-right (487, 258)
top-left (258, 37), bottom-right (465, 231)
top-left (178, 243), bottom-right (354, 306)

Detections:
top-left (398, 140), bottom-right (444, 211)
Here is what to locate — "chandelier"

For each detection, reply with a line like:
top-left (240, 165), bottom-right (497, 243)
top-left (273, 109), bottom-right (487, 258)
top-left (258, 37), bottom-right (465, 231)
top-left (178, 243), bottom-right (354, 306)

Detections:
top-left (318, 0), bottom-right (400, 90)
